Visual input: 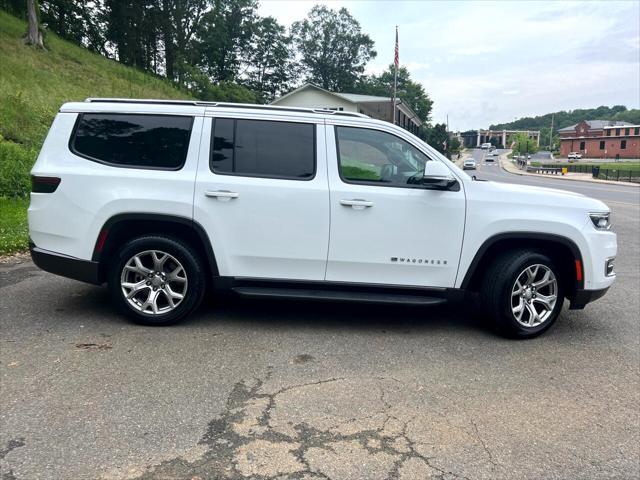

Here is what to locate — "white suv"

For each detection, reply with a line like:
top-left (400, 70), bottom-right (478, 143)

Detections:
top-left (28, 99), bottom-right (617, 338)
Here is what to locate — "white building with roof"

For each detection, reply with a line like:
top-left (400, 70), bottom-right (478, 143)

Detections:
top-left (271, 83), bottom-right (422, 135)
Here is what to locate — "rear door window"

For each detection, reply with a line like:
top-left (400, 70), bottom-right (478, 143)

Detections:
top-left (71, 113), bottom-right (193, 169)
top-left (210, 118), bottom-right (315, 180)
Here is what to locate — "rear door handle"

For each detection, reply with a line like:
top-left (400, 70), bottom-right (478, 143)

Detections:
top-left (340, 199), bottom-right (373, 209)
top-left (205, 190), bottom-right (239, 201)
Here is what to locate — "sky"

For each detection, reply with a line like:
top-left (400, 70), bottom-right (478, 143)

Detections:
top-left (258, 0), bottom-right (640, 131)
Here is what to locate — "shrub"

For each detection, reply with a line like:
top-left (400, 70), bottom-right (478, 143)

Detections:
top-left (0, 137), bottom-right (36, 197)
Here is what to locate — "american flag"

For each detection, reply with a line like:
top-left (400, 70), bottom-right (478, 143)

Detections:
top-left (394, 26), bottom-right (399, 68)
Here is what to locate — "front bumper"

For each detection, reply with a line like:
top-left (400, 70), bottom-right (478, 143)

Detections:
top-left (30, 241), bottom-right (101, 285)
top-left (569, 287), bottom-right (610, 310)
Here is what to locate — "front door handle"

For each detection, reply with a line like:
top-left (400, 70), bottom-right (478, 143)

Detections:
top-left (340, 199), bottom-right (373, 209)
top-left (205, 190), bottom-right (239, 201)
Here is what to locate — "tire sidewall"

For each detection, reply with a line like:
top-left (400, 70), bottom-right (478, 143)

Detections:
top-left (108, 236), bottom-right (205, 326)
top-left (497, 252), bottom-right (564, 338)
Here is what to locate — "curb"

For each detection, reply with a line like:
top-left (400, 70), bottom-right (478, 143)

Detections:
top-left (499, 157), bottom-right (639, 188)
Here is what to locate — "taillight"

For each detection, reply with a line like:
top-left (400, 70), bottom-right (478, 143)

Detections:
top-left (31, 176), bottom-right (61, 193)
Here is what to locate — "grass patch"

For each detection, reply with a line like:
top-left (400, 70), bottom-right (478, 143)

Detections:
top-left (574, 162), bottom-right (640, 170)
top-left (0, 10), bottom-right (191, 198)
top-left (0, 197), bottom-right (29, 255)
top-left (0, 10), bottom-right (193, 253)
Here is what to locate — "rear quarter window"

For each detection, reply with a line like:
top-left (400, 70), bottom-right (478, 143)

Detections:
top-left (70, 113), bottom-right (193, 169)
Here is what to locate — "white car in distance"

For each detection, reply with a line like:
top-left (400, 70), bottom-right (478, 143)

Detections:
top-left (463, 159), bottom-right (477, 170)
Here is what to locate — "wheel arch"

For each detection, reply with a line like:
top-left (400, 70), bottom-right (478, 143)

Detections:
top-left (460, 232), bottom-right (584, 297)
top-left (92, 213), bottom-right (218, 283)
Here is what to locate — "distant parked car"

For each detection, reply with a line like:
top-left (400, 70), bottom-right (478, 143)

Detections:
top-left (481, 143), bottom-right (492, 149)
top-left (488, 150), bottom-right (498, 156)
top-left (568, 152), bottom-right (582, 160)
top-left (463, 159), bottom-right (477, 170)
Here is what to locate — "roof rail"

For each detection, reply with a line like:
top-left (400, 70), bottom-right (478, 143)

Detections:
top-left (84, 98), bottom-right (369, 118)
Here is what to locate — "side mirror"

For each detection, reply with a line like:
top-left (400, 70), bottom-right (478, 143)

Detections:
top-left (422, 161), bottom-right (458, 190)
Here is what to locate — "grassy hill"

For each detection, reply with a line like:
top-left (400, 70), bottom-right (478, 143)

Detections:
top-left (489, 106), bottom-right (640, 133)
top-left (0, 10), bottom-right (191, 253)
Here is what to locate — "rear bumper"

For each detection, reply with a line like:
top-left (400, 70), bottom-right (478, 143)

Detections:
top-left (30, 241), bottom-right (101, 285)
top-left (569, 287), bottom-right (610, 310)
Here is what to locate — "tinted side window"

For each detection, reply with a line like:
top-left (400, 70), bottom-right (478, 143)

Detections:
top-left (72, 113), bottom-right (193, 169)
top-left (210, 119), bottom-right (315, 180)
top-left (336, 126), bottom-right (429, 187)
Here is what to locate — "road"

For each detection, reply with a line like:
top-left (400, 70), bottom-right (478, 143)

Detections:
top-left (467, 148), bottom-right (640, 205)
top-left (1, 165), bottom-right (639, 479)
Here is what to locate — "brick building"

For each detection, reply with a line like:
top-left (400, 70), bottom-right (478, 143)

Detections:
top-left (559, 120), bottom-right (640, 159)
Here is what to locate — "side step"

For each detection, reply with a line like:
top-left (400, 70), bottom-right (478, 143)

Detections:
top-left (231, 286), bottom-right (447, 306)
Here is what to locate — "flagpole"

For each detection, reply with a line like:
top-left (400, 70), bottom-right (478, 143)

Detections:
top-left (393, 25), bottom-right (398, 125)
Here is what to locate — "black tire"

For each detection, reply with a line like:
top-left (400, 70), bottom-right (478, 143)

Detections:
top-left (480, 250), bottom-right (564, 339)
top-left (107, 235), bottom-right (206, 326)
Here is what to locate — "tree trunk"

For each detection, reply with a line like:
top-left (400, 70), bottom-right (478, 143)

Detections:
top-left (26, 0), bottom-right (44, 48)
top-left (162, 0), bottom-right (175, 82)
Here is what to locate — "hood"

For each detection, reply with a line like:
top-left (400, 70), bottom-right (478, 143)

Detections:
top-left (474, 180), bottom-right (610, 212)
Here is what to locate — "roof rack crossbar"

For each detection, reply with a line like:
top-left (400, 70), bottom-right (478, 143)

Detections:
top-left (84, 98), bottom-right (369, 118)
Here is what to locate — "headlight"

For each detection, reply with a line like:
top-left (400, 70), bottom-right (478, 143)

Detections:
top-left (589, 212), bottom-right (611, 230)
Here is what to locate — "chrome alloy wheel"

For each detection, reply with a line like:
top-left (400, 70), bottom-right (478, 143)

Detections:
top-left (511, 264), bottom-right (558, 328)
top-left (120, 250), bottom-right (188, 315)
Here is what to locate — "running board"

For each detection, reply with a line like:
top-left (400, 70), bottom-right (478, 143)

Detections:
top-left (231, 286), bottom-right (448, 306)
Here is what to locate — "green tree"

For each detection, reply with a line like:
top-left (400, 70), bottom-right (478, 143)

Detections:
top-left (612, 109), bottom-right (640, 124)
top-left (512, 133), bottom-right (538, 155)
top-left (0, 0), bottom-right (26, 17)
top-left (159, 0), bottom-right (207, 83)
top-left (243, 16), bottom-right (296, 102)
top-left (291, 5), bottom-right (376, 91)
top-left (490, 105), bottom-right (632, 134)
top-left (356, 65), bottom-right (432, 124)
top-left (194, 0), bottom-right (257, 83)
top-left (104, 0), bottom-right (161, 71)
top-left (449, 137), bottom-right (461, 154)
top-left (424, 124), bottom-right (448, 155)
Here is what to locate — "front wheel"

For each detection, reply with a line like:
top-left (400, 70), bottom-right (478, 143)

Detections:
top-left (108, 236), bottom-right (206, 326)
top-left (480, 250), bottom-right (564, 339)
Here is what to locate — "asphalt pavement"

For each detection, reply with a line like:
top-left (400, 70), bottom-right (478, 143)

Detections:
top-left (468, 149), bottom-right (640, 205)
top-left (1, 165), bottom-right (639, 479)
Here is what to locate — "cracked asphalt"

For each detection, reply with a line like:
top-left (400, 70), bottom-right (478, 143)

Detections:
top-left (1, 202), bottom-right (639, 479)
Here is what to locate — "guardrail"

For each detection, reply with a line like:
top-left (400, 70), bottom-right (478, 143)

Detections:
top-left (527, 166), bottom-right (562, 175)
top-left (541, 164), bottom-right (640, 183)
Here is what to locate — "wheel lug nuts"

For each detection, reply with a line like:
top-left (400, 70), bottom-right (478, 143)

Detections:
top-left (146, 281), bottom-right (151, 286)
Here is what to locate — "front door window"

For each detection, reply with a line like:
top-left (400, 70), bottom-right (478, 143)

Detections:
top-left (335, 126), bottom-right (430, 187)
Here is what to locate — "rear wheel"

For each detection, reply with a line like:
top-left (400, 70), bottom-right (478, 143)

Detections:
top-left (480, 250), bottom-right (564, 338)
top-left (108, 236), bottom-right (206, 326)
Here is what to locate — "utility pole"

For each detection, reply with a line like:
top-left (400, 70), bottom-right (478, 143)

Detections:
top-left (549, 113), bottom-right (554, 150)
top-left (446, 114), bottom-right (449, 158)
top-left (392, 26), bottom-right (399, 125)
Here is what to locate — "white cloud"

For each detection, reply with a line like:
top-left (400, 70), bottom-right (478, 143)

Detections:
top-left (258, 0), bottom-right (640, 130)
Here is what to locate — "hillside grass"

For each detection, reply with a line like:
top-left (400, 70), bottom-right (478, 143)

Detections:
top-left (0, 197), bottom-right (29, 255)
top-left (0, 10), bottom-right (191, 254)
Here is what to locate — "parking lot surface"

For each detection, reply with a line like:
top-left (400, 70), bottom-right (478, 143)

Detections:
top-left (1, 189), bottom-right (639, 479)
